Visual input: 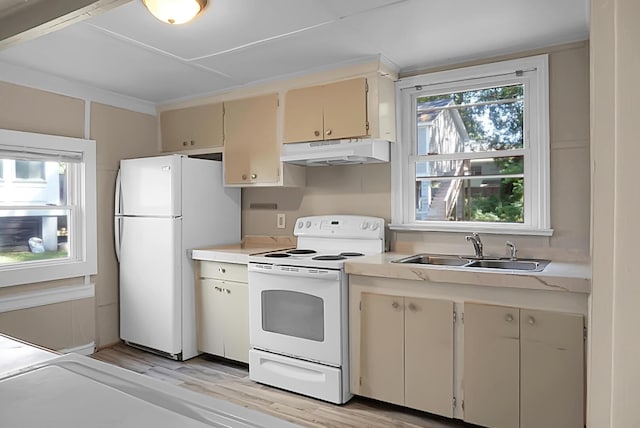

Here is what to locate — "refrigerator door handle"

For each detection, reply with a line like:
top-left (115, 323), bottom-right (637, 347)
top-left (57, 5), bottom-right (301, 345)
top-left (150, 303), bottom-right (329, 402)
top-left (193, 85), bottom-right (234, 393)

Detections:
top-left (114, 169), bottom-right (122, 262)
top-left (115, 168), bottom-right (122, 215)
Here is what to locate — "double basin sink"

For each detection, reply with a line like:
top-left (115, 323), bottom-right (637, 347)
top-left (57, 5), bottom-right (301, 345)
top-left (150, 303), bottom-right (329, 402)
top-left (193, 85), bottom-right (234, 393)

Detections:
top-left (393, 254), bottom-right (550, 272)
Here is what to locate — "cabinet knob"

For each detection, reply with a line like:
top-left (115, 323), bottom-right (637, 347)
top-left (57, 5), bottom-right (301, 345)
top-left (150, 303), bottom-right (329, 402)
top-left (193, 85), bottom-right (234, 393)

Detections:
top-left (408, 303), bottom-right (417, 312)
top-left (251, 173), bottom-right (257, 179)
top-left (527, 316), bottom-right (536, 325)
top-left (214, 286), bottom-right (222, 292)
top-left (505, 313), bottom-right (514, 322)
top-left (217, 267), bottom-right (226, 274)
top-left (314, 130), bottom-right (320, 137)
top-left (182, 141), bottom-right (188, 146)
top-left (190, 140), bottom-right (195, 146)
top-left (325, 129), bottom-right (332, 136)
top-left (226, 288), bottom-right (231, 294)
top-left (392, 301), bottom-right (400, 309)
top-left (242, 174), bottom-right (248, 180)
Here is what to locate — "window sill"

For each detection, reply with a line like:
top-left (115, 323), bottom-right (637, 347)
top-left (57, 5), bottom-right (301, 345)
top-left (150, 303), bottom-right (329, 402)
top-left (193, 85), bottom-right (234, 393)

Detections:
top-left (389, 223), bottom-right (554, 236)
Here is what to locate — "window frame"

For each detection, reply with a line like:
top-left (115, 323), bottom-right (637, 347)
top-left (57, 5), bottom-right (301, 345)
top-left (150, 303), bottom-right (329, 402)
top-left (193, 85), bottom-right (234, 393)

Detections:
top-left (0, 129), bottom-right (97, 287)
top-left (391, 54), bottom-right (552, 235)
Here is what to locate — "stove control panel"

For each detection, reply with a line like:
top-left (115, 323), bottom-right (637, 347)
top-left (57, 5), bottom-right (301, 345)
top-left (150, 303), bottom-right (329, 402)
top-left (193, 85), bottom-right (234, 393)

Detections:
top-left (294, 215), bottom-right (385, 239)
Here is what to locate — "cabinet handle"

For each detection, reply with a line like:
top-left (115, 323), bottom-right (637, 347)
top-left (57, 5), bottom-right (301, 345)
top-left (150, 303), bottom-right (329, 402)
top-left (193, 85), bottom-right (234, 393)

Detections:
top-left (527, 316), bottom-right (536, 325)
top-left (226, 288), bottom-right (231, 294)
top-left (251, 173), bottom-right (257, 179)
top-left (391, 301), bottom-right (400, 309)
top-left (505, 313), bottom-right (514, 322)
top-left (214, 286), bottom-right (222, 292)
top-left (408, 303), bottom-right (417, 311)
top-left (325, 129), bottom-right (332, 136)
top-left (218, 267), bottom-right (226, 274)
top-left (314, 130), bottom-right (320, 137)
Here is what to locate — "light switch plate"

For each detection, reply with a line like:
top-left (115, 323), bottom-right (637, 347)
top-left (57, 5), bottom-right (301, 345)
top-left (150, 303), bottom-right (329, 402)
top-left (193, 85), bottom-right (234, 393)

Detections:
top-left (276, 213), bottom-right (286, 229)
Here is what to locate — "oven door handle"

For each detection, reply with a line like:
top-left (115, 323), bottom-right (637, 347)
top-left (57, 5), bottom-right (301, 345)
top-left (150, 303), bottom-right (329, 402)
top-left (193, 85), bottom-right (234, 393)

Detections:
top-left (248, 263), bottom-right (342, 281)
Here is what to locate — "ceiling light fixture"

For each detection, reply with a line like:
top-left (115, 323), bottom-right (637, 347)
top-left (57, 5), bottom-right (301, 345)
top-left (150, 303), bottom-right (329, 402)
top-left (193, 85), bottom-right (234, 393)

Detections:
top-left (142, 0), bottom-right (208, 25)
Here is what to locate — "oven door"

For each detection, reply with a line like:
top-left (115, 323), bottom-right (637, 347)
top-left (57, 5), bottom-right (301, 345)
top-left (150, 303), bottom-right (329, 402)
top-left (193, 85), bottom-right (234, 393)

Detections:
top-left (248, 263), bottom-right (343, 366)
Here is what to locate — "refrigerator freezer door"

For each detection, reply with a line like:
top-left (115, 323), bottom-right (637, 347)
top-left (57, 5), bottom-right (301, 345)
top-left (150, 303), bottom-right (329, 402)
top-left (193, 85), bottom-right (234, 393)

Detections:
top-left (119, 155), bottom-right (182, 217)
top-left (119, 216), bottom-right (182, 356)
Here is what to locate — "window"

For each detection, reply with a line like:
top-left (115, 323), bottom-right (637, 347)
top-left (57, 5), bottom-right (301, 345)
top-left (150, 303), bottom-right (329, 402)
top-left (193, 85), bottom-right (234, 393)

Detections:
top-left (0, 129), bottom-right (97, 287)
top-left (392, 55), bottom-right (551, 235)
top-left (15, 160), bottom-right (45, 180)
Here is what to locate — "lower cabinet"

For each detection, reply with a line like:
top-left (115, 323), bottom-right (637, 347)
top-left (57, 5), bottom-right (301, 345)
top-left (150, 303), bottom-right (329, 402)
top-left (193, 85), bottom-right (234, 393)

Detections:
top-left (358, 292), bottom-right (454, 417)
top-left (196, 261), bottom-right (249, 363)
top-left (464, 302), bottom-right (585, 428)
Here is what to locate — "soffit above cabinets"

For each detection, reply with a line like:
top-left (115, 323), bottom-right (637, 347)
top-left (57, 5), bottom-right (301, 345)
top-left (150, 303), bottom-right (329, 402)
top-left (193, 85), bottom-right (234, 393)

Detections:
top-left (0, 0), bottom-right (590, 105)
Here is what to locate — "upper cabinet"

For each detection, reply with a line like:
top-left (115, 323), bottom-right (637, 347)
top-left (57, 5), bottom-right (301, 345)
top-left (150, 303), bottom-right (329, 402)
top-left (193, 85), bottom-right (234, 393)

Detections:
top-left (283, 76), bottom-right (396, 144)
top-left (223, 93), bottom-right (304, 187)
top-left (160, 103), bottom-right (223, 152)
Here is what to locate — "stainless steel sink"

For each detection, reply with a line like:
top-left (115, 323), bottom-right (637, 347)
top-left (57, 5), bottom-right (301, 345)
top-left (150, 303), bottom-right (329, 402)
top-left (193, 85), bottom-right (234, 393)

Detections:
top-left (393, 253), bottom-right (550, 272)
top-left (392, 254), bottom-right (470, 266)
top-left (465, 259), bottom-right (549, 271)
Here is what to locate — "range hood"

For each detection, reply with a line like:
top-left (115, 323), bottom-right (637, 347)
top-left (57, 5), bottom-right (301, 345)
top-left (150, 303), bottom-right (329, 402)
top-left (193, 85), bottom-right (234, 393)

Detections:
top-left (280, 139), bottom-right (390, 166)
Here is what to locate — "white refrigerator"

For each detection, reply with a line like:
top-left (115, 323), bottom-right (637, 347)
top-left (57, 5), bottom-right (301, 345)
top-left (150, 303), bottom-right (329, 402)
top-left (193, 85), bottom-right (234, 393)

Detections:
top-left (114, 154), bottom-right (240, 360)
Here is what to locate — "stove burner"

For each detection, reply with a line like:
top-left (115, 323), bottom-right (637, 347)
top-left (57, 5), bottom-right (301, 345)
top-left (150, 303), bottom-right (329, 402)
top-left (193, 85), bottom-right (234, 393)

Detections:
top-left (286, 249), bottom-right (317, 255)
top-left (312, 255), bottom-right (347, 261)
top-left (264, 253), bottom-right (291, 258)
top-left (339, 252), bottom-right (364, 257)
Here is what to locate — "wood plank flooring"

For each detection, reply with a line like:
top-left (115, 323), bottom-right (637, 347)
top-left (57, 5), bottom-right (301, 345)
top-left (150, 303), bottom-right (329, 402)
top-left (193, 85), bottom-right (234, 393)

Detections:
top-left (91, 343), bottom-right (474, 428)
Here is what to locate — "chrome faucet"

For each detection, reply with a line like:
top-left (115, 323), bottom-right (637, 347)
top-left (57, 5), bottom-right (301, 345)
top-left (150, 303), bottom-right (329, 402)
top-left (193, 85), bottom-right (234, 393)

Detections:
top-left (465, 233), bottom-right (484, 259)
top-left (505, 241), bottom-right (518, 260)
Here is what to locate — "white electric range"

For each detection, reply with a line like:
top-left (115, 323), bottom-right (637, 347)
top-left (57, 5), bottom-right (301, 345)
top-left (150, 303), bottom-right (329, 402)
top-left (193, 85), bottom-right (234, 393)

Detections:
top-left (247, 215), bottom-right (385, 404)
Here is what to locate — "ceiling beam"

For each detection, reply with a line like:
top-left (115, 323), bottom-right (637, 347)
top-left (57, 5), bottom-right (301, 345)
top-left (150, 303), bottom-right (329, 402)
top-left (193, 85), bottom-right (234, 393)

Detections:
top-left (0, 0), bottom-right (131, 50)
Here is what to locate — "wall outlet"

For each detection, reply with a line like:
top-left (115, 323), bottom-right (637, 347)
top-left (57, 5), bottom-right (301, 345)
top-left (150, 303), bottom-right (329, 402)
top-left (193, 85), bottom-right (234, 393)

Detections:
top-left (276, 213), bottom-right (286, 229)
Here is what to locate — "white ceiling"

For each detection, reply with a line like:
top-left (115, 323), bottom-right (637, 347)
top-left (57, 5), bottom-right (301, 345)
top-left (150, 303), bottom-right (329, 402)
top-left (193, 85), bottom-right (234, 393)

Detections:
top-left (0, 0), bottom-right (590, 105)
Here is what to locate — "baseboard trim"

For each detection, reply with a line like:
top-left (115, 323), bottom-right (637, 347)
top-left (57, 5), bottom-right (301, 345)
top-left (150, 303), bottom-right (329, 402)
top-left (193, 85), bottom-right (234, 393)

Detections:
top-left (0, 283), bottom-right (95, 313)
top-left (60, 342), bottom-right (95, 356)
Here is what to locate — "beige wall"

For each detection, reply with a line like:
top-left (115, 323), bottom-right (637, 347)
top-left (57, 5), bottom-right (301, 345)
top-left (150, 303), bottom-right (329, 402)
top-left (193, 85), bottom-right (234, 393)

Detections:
top-left (90, 102), bottom-right (158, 347)
top-left (0, 82), bottom-right (157, 351)
top-left (589, 0), bottom-right (640, 426)
top-left (242, 42), bottom-right (591, 262)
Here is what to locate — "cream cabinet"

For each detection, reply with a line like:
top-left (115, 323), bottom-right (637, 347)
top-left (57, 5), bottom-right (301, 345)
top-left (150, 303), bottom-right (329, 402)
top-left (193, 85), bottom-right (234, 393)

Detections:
top-left (464, 303), bottom-right (585, 428)
top-left (160, 103), bottom-right (223, 151)
top-left (196, 261), bottom-right (249, 363)
top-left (283, 76), bottom-right (396, 144)
top-left (223, 93), bottom-right (304, 187)
top-left (357, 292), bottom-right (454, 417)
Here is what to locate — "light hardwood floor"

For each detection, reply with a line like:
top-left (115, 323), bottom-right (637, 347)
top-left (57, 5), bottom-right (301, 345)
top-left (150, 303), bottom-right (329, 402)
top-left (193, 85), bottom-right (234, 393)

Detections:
top-left (92, 343), bottom-right (474, 428)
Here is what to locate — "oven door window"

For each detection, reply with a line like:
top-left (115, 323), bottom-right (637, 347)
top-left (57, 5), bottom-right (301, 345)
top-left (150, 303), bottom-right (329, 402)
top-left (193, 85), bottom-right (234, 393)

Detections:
top-left (262, 290), bottom-right (324, 342)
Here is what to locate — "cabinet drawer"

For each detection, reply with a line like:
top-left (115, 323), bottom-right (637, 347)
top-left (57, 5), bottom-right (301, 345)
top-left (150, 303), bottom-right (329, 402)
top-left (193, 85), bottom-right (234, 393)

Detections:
top-left (200, 261), bottom-right (247, 282)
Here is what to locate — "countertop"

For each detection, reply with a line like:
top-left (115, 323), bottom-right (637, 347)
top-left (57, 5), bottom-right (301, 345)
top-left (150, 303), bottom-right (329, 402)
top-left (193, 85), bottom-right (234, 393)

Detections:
top-left (191, 236), bottom-right (295, 264)
top-left (345, 252), bottom-right (591, 294)
top-left (0, 334), bottom-right (57, 377)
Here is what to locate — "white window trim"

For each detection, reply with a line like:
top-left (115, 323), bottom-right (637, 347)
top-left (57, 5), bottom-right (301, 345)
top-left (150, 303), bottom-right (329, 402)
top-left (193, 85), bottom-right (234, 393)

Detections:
top-left (0, 129), bottom-right (97, 287)
top-left (390, 54), bottom-right (552, 236)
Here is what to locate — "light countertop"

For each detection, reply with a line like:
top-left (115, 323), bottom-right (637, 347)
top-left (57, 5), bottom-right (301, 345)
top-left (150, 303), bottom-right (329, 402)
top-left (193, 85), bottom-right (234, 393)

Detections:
top-left (191, 236), bottom-right (295, 264)
top-left (0, 334), bottom-right (57, 377)
top-left (345, 252), bottom-right (591, 294)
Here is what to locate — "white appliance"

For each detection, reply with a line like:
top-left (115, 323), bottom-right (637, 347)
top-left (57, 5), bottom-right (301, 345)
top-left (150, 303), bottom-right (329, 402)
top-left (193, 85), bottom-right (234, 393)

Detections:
top-left (280, 138), bottom-right (390, 166)
top-left (0, 353), bottom-right (300, 428)
top-left (115, 154), bottom-right (240, 360)
top-left (247, 215), bottom-right (385, 404)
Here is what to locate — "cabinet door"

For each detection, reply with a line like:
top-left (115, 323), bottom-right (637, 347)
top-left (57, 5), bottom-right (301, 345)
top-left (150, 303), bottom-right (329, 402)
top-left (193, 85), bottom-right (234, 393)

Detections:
top-left (221, 281), bottom-right (249, 364)
top-left (322, 77), bottom-right (368, 140)
top-left (464, 303), bottom-right (520, 428)
top-left (283, 84), bottom-right (324, 144)
top-left (224, 93), bottom-right (279, 185)
top-left (160, 103), bottom-right (223, 151)
top-left (197, 278), bottom-right (225, 356)
top-left (405, 297), bottom-right (454, 417)
top-left (359, 292), bottom-right (404, 406)
top-left (520, 309), bottom-right (584, 428)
